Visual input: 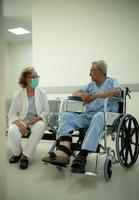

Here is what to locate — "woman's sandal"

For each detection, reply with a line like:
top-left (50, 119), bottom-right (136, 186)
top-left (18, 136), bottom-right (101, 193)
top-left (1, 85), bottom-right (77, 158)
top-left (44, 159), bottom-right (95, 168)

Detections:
top-left (71, 155), bottom-right (87, 174)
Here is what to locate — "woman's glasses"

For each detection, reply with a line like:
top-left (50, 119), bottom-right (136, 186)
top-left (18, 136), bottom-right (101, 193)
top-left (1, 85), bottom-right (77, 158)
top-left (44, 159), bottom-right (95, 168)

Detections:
top-left (27, 75), bottom-right (40, 80)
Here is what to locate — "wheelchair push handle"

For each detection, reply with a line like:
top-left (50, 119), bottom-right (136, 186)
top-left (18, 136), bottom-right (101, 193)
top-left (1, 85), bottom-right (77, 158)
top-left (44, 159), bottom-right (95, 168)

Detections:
top-left (125, 87), bottom-right (131, 99)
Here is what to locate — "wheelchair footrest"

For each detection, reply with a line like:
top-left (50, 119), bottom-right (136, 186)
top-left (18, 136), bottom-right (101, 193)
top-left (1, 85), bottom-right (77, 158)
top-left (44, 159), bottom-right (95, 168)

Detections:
top-left (48, 162), bottom-right (67, 168)
top-left (70, 143), bottom-right (100, 153)
top-left (85, 171), bottom-right (99, 176)
top-left (42, 133), bottom-right (56, 140)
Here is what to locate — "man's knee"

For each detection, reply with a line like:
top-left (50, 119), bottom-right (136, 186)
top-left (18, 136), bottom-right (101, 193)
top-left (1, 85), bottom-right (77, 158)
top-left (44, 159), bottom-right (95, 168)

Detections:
top-left (60, 112), bottom-right (75, 121)
top-left (93, 112), bottom-right (104, 123)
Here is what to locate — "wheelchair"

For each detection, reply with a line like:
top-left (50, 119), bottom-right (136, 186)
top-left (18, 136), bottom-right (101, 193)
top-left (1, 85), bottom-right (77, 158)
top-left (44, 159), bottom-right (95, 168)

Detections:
top-left (43, 87), bottom-right (139, 181)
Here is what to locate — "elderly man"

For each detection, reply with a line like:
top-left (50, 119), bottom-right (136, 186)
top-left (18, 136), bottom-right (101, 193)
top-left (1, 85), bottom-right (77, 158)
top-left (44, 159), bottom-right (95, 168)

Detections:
top-left (42, 60), bottom-right (121, 173)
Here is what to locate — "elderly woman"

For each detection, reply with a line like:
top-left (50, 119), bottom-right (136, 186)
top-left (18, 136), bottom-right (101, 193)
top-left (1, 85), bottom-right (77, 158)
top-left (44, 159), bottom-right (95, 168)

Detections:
top-left (8, 67), bottom-right (49, 169)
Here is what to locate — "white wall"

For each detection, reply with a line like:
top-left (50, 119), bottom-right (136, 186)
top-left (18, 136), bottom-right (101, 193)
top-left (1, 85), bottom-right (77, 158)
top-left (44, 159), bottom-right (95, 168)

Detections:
top-left (32, 0), bottom-right (139, 87)
top-left (4, 0), bottom-right (139, 121)
top-left (126, 92), bottom-right (139, 121)
top-left (5, 41), bottom-right (32, 98)
top-left (32, 0), bottom-right (139, 121)
top-left (0, 0), bottom-right (6, 198)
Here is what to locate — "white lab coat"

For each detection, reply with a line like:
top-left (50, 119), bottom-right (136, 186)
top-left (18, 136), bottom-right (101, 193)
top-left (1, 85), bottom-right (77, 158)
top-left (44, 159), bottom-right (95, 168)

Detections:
top-left (8, 87), bottom-right (49, 125)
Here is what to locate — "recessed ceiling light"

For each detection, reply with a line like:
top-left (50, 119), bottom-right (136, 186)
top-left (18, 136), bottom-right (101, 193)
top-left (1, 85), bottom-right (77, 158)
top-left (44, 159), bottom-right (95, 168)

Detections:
top-left (8, 27), bottom-right (30, 35)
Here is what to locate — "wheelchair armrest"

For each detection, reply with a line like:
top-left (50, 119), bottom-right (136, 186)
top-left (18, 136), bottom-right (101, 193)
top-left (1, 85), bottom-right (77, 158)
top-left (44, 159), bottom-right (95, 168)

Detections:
top-left (104, 96), bottom-right (124, 113)
top-left (105, 96), bottom-right (124, 102)
top-left (68, 96), bottom-right (83, 101)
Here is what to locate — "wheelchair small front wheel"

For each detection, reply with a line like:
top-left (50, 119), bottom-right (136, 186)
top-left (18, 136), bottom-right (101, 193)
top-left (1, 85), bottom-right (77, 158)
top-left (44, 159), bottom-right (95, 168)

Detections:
top-left (104, 158), bottom-right (112, 181)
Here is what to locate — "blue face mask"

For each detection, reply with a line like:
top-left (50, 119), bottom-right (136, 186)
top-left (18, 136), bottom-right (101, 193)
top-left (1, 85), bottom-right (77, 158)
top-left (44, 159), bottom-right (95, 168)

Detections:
top-left (31, 79), bottom-right (39, 88)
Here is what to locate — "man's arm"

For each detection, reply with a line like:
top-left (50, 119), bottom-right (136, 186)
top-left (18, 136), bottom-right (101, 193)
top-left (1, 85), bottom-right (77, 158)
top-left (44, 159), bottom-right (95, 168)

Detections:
top-left (73, 88), bottom-right (121, 103)
top-left (84, 88), bottom-right (121, 103)
top-left (72, 90), bottom-right (89, 101)
top-left (94, 88), bottom-right (121, 98)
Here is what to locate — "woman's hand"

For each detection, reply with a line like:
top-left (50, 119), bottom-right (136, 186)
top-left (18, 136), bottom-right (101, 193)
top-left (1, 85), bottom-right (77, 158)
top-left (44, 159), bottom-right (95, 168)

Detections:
top-left (13, 120), bottom-right (29, 136)
top-left (26, 117), bottom-right (42, 126)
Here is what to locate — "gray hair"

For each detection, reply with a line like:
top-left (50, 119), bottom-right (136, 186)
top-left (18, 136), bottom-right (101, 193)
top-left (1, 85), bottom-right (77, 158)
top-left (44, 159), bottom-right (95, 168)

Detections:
top-left (92, 60), bottom-right (107, 76)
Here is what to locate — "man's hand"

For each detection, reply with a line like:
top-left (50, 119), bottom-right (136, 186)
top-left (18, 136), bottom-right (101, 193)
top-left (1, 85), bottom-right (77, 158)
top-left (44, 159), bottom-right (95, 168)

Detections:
top-left (83, 94), bottom-right (97, 103)
top-left (73, 91), bottom-right (97, 103)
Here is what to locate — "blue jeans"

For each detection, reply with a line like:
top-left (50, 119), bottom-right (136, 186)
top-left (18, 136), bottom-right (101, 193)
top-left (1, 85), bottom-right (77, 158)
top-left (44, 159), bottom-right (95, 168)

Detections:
top-left (57, 111), bottom-right (105, 152)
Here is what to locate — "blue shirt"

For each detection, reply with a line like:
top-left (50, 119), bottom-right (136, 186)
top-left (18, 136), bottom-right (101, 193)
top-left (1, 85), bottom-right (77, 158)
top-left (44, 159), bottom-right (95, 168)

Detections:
top-left (23, 96), bottom-right (37, 123)
top-left (81, 77), bottom-right (120, 113)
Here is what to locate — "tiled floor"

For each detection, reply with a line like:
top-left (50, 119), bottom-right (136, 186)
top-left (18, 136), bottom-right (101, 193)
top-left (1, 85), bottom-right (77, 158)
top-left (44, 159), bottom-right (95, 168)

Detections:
top-left (5, 138), bottom-right (139, 200)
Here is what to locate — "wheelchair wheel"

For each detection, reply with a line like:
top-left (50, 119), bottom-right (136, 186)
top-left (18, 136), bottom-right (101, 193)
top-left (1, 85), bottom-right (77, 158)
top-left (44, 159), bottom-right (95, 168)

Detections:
top-left (116, 114), bottom-right (139, 168)
top-left (104, 158), bottom-right (112, 181)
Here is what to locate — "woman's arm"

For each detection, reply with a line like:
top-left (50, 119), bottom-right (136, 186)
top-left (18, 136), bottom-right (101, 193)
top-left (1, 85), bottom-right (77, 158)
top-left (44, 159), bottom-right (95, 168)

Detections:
top-left (8, 93), bottom-right (19, 125)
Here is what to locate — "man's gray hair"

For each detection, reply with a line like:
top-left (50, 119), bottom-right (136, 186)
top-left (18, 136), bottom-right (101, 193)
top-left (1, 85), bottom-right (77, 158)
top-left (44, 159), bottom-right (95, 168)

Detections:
top-left (92, 60), bottom-right (107, 76)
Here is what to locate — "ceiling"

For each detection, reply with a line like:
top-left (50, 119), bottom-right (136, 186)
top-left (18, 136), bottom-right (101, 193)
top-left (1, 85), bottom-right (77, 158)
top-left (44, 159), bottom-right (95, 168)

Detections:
top-left (3, 0), bottom-right (34, 43)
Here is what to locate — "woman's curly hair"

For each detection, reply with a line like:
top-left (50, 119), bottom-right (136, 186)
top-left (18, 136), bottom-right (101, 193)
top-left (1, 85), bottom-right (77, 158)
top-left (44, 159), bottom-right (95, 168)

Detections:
top-left (19, 67), bottom-right (35, 88)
